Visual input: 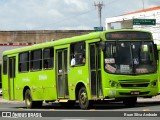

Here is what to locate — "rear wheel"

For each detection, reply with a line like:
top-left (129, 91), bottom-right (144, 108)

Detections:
top-left (78, 87), bottom-right (93, 109)
top-left (25, 89), bottom-right (42, 109)
top-left (123, 97), bottom-right (137, 107)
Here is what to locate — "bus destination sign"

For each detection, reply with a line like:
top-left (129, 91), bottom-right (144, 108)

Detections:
top-left (133, 19), bottom-right (156, 25)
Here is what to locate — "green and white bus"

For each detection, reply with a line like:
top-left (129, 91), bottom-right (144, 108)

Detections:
top-left (2, 29), bottom-right (158, 109)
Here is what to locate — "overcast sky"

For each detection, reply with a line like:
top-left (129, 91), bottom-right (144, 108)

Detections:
top-left (0, 0), bottom-right (160, 30)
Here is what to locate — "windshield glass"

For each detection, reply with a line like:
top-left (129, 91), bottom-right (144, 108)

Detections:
top-left (104, 41), bottom-right (156, 75)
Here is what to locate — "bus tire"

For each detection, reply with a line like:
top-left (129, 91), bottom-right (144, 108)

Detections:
top-left (123, 97), bottom-right (137, 107)
top-left (25, 89), bottom-right (42, 109)
top-left (78, 87), bottom-right (93, 109)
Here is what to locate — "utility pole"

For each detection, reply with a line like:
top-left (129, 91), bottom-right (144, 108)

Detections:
top-left (142, 0), bottom-right (144, 10)
top-left (94, 1), bottom-right (104, 27)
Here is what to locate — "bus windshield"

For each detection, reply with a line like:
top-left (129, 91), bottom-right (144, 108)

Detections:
top-left (104, 41), bottom-right (156, 75)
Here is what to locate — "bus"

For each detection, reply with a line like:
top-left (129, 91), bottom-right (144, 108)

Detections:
top-left (157, 45), bottom-right (160, 93)
top-left (2, 29), bottom-right (158, 109)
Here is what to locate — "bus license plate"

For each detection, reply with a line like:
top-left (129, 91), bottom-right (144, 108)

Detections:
top-left (131, 91), bottom-right (139, 95)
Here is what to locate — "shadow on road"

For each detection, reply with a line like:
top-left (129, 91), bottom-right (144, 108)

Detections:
top-left (12, 100), bottom-right (160, 110)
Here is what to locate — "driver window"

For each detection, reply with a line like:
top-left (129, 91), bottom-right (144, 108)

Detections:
top-left (140, 43), bottom-right (153, 63)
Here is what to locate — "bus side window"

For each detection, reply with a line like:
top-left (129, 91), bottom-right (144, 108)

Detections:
top-left (30, 49), bottom-right (42, 71)
top-left (3, 56), bottom-right (8, 74)
top-left (19, 52), bottom-right (29, 72)
top-left (43, 47), bottom-right (54, 69)
top-left (71, 55), bottom-right (75, 66)
top-left (70, 41), bottom-right (85, 66)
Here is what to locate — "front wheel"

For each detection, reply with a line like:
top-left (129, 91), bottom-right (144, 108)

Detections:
top-left (78, 87), bottom-right (93, 109)
top-left (123, 97), bottom-right (137, 107)
top-left (25, 89), bottom-right (42, 109)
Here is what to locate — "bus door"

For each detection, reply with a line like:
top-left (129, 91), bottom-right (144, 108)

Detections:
top-left (56, 49), bottom-right (69, 98)
top-left (8, 57), bottom-right (16, 100)
top-left (89, 43), bottom-right (103, 98)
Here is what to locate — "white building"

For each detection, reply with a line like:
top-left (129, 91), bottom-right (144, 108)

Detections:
top-left (106, 6), bottom-right (160, 44)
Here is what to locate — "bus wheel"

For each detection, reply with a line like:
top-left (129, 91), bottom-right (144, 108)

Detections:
top-left (78, 87), bottom-right (92, 109)
top-left (25, 89), bottom-right (42, 109)
top-left (123, 97), bottom-right (137, 107)
top-left (25, 89), bottom-right (33, 108)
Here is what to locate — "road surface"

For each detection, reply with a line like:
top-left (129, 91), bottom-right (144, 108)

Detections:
top-left (0, 96), bottom-right (160, 120)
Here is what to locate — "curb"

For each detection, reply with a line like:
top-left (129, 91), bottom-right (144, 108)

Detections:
top-left (137, 95), bottom-right (160, 102)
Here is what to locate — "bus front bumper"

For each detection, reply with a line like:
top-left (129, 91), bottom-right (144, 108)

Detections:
top-left (104, 87), bottom-right (158, 98)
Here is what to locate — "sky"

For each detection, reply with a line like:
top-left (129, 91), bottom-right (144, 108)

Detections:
top-left (0, 0), bottom-right (160, 30)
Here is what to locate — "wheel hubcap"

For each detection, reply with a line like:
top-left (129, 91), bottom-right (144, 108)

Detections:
top-left (26, 95), bottom-right (31, 106)
top-left (80, 91), bottom-right (87, 104)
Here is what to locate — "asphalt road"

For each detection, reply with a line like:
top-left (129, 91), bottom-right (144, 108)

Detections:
top-left (1, 100), bottom-right (160, 111)
top-left (1, 96), bottom-right (160, 120)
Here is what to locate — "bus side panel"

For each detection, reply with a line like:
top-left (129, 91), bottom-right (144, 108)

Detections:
top-left (68, 66), bottom-right (89, 100)
top-left (158, 50), bottom-right (160, 94)
top-left (2, 75), bottom-right (9, 100)
top-left (15, 70), bottom-right (57, 101)
top-left (42, 70), bottom-right (57, 100)
top-left (15, 73), bottom-right (30, 101)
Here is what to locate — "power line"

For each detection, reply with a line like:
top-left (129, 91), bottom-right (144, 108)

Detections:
top-left (26, 0), bottom-right (117, 30)
top-left (34, 9), bottom-right (96, 30)
top-left (29, 0), bottom-right (119, 30)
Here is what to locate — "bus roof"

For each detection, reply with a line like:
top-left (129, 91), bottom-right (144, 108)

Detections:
top-left (2, 29), bottom-right (152, 56)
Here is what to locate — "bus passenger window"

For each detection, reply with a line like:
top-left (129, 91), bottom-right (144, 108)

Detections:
top-left (71, 54), bottom-right (76, 66)
top-left (70, 41), bottom-right (85, 66)
top-left (19, 52), bottom-right (29, 72)
top-left (82, 53), bottom-right (85, 64)
top-left (43, 47), bottom-right (54, 69)
top-left (30, 49), bottom-right (42, 71)
top-left (44, 60), bottom-right (48, 69)
top-left (3, 56), bottom-right (8, 74)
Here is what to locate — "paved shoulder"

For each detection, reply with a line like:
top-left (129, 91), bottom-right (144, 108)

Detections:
top-left (138, 95), bottom-right (160, 102)
top-left (0, 97), bottom-right (24, 104)
top-left (1, 95), bottom-right (160, 104)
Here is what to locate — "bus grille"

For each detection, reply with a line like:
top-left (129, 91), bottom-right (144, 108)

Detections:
top-left (119, 80), bottom-right (150, 88)
top-left (120, 83), bottom-right (149, 87)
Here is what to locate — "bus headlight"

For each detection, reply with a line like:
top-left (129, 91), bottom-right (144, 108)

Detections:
top-left (150, 80), bottom-right (157, 87)
top-left (109, 80), bottom-right (119, 88)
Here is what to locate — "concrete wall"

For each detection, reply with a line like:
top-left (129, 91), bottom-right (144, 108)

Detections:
top-left (0, 30), bottom-right (94, 61)
top-left (0, 30), bottom-right (94, 44)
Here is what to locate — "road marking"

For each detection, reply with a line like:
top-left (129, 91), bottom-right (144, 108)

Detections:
top-left (143, 109), bottom-right (150, 111)
top-left (89, 109), bottom-right (96, 111)
top-left (49, 109), bottom-right (55, 111)
top-left (0, 108), bottom-right (10, 109)
top-left (61, 119), bottom-right (88, 120)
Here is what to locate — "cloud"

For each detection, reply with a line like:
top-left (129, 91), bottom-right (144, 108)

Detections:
top-left (0, 0), bottom-right (160, 30)
top-left (64, 0), bottom-right (89, 13)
